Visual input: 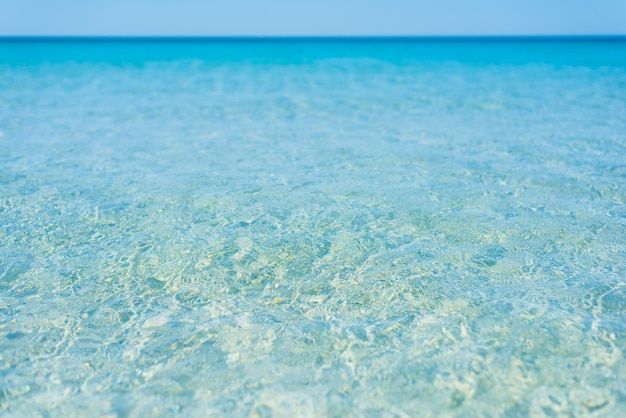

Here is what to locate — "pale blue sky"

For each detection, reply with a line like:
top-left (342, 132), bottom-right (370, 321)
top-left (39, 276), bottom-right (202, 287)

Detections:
top-left (1, 0), bottom-right (625, 36)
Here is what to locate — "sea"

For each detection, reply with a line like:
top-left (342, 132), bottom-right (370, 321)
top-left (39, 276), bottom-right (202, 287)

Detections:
top-left (1, 38), bottom-right (626, 417)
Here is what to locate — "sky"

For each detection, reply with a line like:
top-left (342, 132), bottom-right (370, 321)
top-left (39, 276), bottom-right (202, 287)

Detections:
top-left (1, 0), bottom-right (625, 36)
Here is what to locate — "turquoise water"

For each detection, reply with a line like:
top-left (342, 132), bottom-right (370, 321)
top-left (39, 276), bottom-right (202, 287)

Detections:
top-left (1, 39), bottom-right (626, 417)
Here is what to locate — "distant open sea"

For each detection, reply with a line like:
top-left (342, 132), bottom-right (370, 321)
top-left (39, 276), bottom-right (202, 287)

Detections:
top-left (1, 38), bottom-right (626, 417)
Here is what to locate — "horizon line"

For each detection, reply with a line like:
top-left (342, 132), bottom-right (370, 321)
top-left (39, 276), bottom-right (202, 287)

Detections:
top-left (1, 34), bottom-right (626, 42)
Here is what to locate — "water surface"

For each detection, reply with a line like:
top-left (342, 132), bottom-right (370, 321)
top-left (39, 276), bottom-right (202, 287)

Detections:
top-left (1, 38), bottom-right (626, 416)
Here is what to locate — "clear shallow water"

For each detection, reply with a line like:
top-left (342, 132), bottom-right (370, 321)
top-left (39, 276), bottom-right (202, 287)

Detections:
top-left (1, 39), bottom-right (626, 417)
